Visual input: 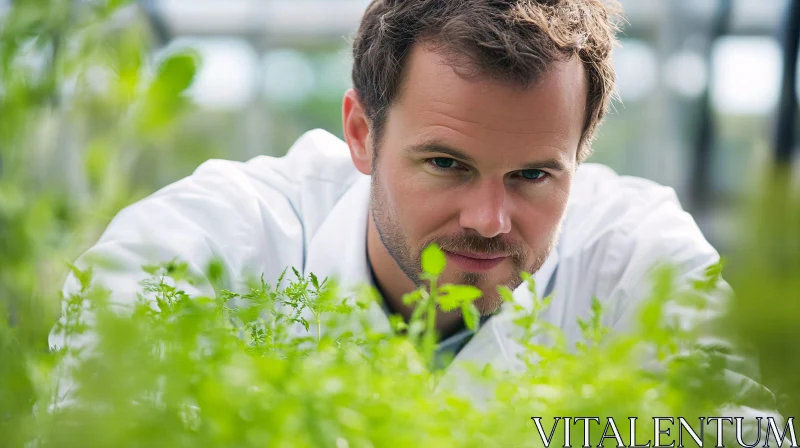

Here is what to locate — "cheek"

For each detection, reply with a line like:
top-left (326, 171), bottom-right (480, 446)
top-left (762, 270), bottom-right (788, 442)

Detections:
top-left (515, 187), bottom-right (570, 248)
top-left (379, 167), bottom-right (456, 238)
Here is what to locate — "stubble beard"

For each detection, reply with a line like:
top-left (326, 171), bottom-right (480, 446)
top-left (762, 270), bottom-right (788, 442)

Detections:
top-left (370, 174), bottom-right (559, 316)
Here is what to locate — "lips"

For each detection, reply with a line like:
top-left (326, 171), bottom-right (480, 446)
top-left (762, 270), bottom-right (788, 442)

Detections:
top-left (443, 250), bottom-right (508, 272)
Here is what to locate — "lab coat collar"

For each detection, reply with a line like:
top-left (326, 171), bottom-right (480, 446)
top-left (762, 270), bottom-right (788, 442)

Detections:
top-left (302, 175), bottom-right (391, 333)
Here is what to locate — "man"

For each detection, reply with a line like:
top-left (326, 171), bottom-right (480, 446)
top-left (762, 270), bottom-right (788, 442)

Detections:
top-left (50, 0), bottom-right (771, 409)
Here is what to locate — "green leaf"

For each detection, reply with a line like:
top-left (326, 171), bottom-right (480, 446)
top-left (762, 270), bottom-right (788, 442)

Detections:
top-left (438, 284), bottom-right (482, 311)
top-left (496, 285), bottom-right (515, 303)
top-left (149, 50), bottom-right (198, 98)
top-left (437, 293), bottom-right (459, 311)
top-left (310, 273), bottom-right (320, 290)
top-left (141, 263), bottom-right (160, 276)
top-left (276, 267), bottom-right (289, 287)
top-left (462, 303), bottom-right (480, 331)
top-left (206, 258), bottom-right (224, 289)
top-left (521, 272), bottom-right (536, 295)
top-left (67, 263), bottom-right (94, 292)
top-left (590, 297), bottom-right (603, 319)
top-left (389, 315), bottom-right (408, 333)
top-left (402, 289), bottom-right (423, 305)
top-left (421, 243), bottom-right (446, 277)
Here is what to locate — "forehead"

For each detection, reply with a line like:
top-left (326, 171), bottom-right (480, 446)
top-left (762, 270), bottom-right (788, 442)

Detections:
top-left (387, 44), bottom-right (588, 160)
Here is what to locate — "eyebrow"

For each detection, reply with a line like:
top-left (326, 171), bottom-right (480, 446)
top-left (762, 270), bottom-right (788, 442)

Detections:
top-left (406, 141), bottom-right (568, 172)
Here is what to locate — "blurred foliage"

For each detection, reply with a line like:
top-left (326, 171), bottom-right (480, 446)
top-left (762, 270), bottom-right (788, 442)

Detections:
top-left (727, 168), bottom-right (800, 420)
top-left (0, 0), bottom-right (199, 347)
top-left (4, 246), bottom-right (740, 447)
top-left (0, 0), bottom-right (799, 446)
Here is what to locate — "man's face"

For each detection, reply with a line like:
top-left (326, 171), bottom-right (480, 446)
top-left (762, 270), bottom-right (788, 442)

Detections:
top-left (369, 45), bottom-right (587, 314)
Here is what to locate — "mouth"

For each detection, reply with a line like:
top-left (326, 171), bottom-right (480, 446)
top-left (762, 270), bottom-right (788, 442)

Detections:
top-left (443, 250), bottom-right (508, 272)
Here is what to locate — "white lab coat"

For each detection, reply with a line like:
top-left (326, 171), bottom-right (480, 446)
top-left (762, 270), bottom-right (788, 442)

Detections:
top-left (50, 129), bottom-right (776, 413)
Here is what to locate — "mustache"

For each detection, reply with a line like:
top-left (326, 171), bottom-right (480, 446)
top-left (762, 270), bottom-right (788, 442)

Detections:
top-left (430, 233), bottom-right (527, 260)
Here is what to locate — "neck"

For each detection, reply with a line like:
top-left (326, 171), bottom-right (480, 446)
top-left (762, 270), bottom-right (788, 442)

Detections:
top-left (366, 210), bottom-right (465, 339)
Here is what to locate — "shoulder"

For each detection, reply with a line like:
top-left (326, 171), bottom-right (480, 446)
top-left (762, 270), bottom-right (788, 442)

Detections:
top-left (557, 164), bottom-right (719, 320)
top-left (565, 163), bottom-right (688, 247)
top-left (185, 128), bottom-right (360, 206)
top-left (563, 163), bottom-right (715, 265)
top-left (112, 129), bottom-right (353, 232)
top-left (92, 129), bottom-right (361, 285)
top-left (135, 128), bottom-right (360, 234)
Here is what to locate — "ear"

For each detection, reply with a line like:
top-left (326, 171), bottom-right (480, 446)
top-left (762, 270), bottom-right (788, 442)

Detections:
top-left (342, 88), bottom-right (373, 175)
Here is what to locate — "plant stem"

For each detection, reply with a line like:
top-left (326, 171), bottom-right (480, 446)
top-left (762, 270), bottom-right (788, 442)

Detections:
top-left (316, 313), bottom-right (321, 344)
top-left (425, 277), bottom-right (438, 368)
top-left (310, 309), bottom-right (321, 344)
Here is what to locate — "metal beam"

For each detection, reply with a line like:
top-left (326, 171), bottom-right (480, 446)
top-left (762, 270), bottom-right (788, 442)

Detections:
top-left (690, 0), bottom-right (733, 212)
top-left (138, 0), bottom-right (172, 45)
top-left (774, 0), bottom-right (800, 166)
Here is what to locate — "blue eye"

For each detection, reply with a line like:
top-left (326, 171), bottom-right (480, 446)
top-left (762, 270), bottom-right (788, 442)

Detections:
top-left (520, 169), bottom-right (546, 181)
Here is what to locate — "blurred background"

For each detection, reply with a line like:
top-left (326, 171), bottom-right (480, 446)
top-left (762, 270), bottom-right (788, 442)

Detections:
top-left (2, 0), bottom-right (799, 252)
top-left (2, 0), bottom-right (800, 318)
top-left (1, 0), bottom-right (799, 422)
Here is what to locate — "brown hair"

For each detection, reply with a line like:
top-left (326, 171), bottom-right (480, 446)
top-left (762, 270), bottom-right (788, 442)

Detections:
top-left (351, 0), bottom-right (622, 162)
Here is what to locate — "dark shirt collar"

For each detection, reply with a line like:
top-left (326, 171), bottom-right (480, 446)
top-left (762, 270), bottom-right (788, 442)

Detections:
top-left (365, 246), bottom-right (495, 369)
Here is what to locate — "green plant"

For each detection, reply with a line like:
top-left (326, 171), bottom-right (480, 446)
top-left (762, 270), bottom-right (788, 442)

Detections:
top-left (2, 1), bottom-right (796, 447)
top-left (0, 242), bottom-right (758, 447)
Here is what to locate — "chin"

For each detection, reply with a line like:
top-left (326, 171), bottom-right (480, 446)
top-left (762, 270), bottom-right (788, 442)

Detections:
top-left (473, 294), bottom-right (505, 316)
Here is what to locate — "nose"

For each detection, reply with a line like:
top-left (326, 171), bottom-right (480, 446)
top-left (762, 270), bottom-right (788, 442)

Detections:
top-left (458, 178), bottom-right (512, 238)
